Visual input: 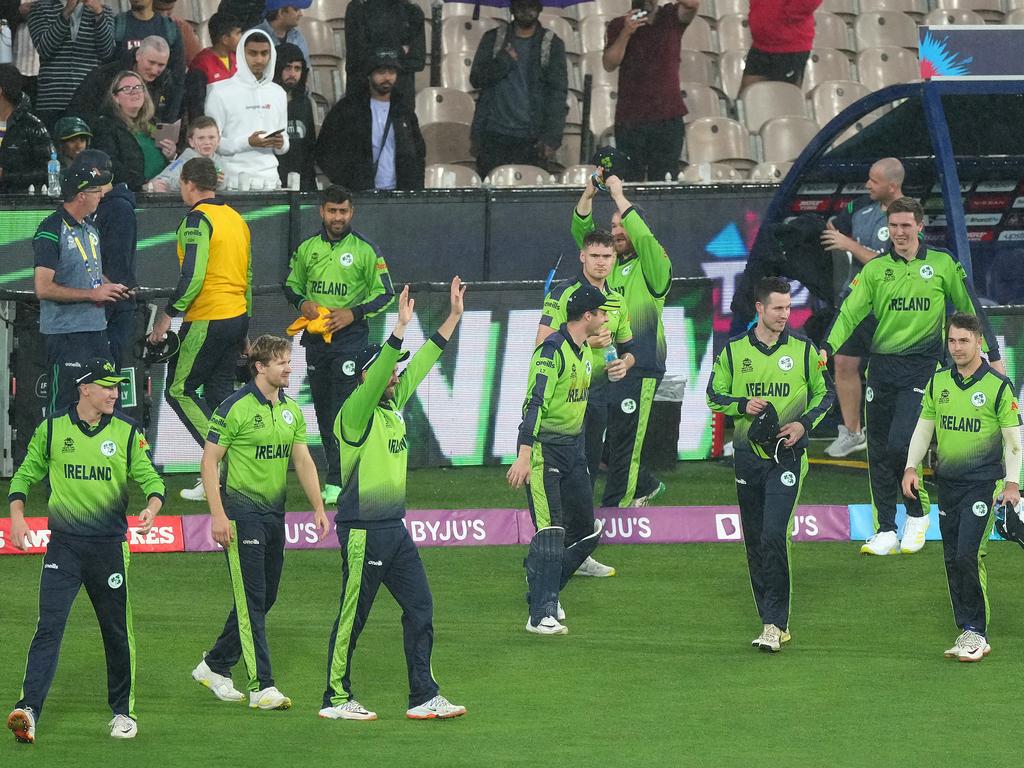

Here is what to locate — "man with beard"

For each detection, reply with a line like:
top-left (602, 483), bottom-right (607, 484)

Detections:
top-left (313, 48), bottom-right (424, 191)
top-left (273, 42), bottom-right (316, 191)
top-left (344, 0), bottom-right (424, 113)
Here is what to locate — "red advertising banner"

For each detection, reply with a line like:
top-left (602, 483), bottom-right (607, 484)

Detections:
top-left (0, 516), bottom-right (185, 555)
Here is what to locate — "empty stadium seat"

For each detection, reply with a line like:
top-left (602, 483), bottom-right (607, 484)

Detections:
top-left (749, 161), bottom-right (793, 183)
top-left (417, 87), bottom-right (476, 125)
top-left (760, 116), bottom-right (819, 163)
top-left (300, 17), bottom-right (341, 58)
top-left (680, 81), bottom-right (724, 122)
top-left (561, 164), bottom-right (595, 185)
top-left (923, 8), bottom-right (985, 24)
top-left (713, 0), bottom-right (749, 19)
top-left (487, 165), bottom-right (550, 186)
top-left (679, 49), bottom-right (720, 90)
top-left (718, 49), bottom-right (746, 100)
top-left (441, 53), bottom-right (475, 91)
top-left (738, 81), bottom-right (806, 132)
top-left (716, 13), bottom-right (751, 52)
top-left (581, 50), bottom-right (617, 88)
top-left (188, 0), bottom-right (220, 23)
top-left (542, 16), bottom-right (578, 55)
top-left (591, 0), bottom-right (630, 17)
top-left (855, 11), bottom-right (920, 50)
top-left (682, 14), bottom-right (716, 54)
top-left (679, 162), bottom-right (749, 183)
top-left (936, 0), bottom-right (1004, 23)
top-left (442, 16), bottom-right (500, 55)
top-left (857, 46), bottom-right (921, 91)
top-left (813, 11), bottom-right (855, 53)
top-left (1007, 8), bottom-right (1024, 23)
top-left (802, 47), bottom-right (853, 94)
top-left (685, 116), bottom-right (755, 168)
top-left (425, 164), bottom-right (481, 189)
top-left (579, 15), bottom-right (611, 52)
top-left (307, 0), bottom-right (351, 22)
top-left (858, 0), bottom-right (928, 20)
top-left (809, 79), bottom-right (870, 125)
top-left (589, 84), bottom-right (618, 142)
top-left (441, 2), bottom-right (508, 20)
top-left (554, 133), bottom-right (583, 168)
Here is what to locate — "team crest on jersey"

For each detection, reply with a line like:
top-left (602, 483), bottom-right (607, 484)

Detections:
top-left (972, 501), bottom-right (988, 517)
top-left (253, 414), bottom-right (265, 430)
top-left (865, 386), bottom-right (874, 402)
top-left (100, 440), bottom-right (116, 457)
top-left (395, 411), bottom-right (404, 423)
top-left (282, 410), bottom-right (295, 425)
top-left (107, 573), bottom-right (124, 589)
top-left (971, 392), bottom-right (987, 407)
top-left (938, 388), bottom-right (950, 404)
top-left (778, 355), bottom-right (793, 371)
top-left (741, 358), bottom-right (753, 373)
top-left (780, 471), bottom-right (796, 487)
top-left (339, 252), bottom-right (354, 267)
top-left (621, 264), bottom-right (634, 276)
top-left (883, 267), bottom-right (895, 282)
top-left (877, 226), bottom-right (890, 242)
top-left (919, 264), bottom-right (934, 279)
top-left (62, 437), bottom-right (75, 454)
top-left (342, 360), bottom-right (356, 376)
top-left (621, 398), bottom-right (637, 414)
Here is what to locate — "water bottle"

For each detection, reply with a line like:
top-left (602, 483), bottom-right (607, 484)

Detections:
top-left (47, 152), bottom-right (61, 198)
top-left (604, 345), bottom-right (624, 382)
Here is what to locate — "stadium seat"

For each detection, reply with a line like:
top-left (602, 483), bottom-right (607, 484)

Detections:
top-left (857, 46), bottom-right (921, 91)
top-left (189, 0), bottom-right (219, 23)
top-left (300, 17), bottom-right (341, 58)
top-left (759, 116), bottom-right (819, 163)
top-left (416, 87), bottom-right (476, 126)
top-left (820, 0), bottom-right (857, 19)
top-left (679, 161), bottom-right (749, 183)
top-left (579, 15), bottom-right (611, 53)
top-left (718, 49), bottom-right (746, 100)
top-left (749, 161), bottom-right (793, 183)
top-left (441, 2), bottom-right (508, 20)
top-left (809, 79), bottom-right (870, 125)
top-left (679, 49), bottom-right (720, 90)
top-left (424, 163), bottom-right (481, 189)
top-left (581, 50), bottom-right (617, 89)
top-left (554, 133), bottom-right (583, 168)
top-left (802, 47), bottom-right (853, 94)
top-left (309, 63), bottom-right (344, 105)
top-left (566, 93), bottom-right (583, 130)
top-left (442, 16), bottom-right (501, 55)
top-left (681, 15), bottom-right (716, 54)
top-left (440, 53), bottom-right (475, 91)
top-left (684, 116), bottom-right (755, 168)
top-left (716, 13), bottom-right (751, 52)
top-left (935, 0), bottom-right (1004, 23)
top-left (307, 0), bottom-right (351, 22)
top-left (680, 81), bottom-right (724, 122)
top-left (310, 91), bottom-right (329, 132)
top-left (591, 0), bottom-right (630, 17)
top-left (588, 84), bottom-right (618, 142)
top-left (561, 164), bottom-right (595, 185)
top-left (713, 0), bottom-right (749, 19)
top-left (542, 16), bottom-right (578, 55)
top-left (487, 165), bottom-right (550, 186)
top-left (738, 81), bottom-right (807, 132)
top-left (1007, 8), bottom-right (1024, 24)
top-left (922, 8), bottom-right (986, 24)
top-left (813, 11), bottom-right (855, 53)
top-left (858, 0), bottom-right (928, 20)
top-left (854, 11), bottom-right (920, 50)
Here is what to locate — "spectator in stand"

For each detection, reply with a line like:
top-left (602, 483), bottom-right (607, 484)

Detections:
top-left (28, 0), bottom-right (115, 127)
top-left (204, 29), bottom-right (288, 190)
top-left (602, 0), bottom-right (700, 182)
top-left (53, 115), bottom-right (92, 168)
top-left (114, 0), bottom-right (185, 122)
top-left (469, 0), bottom-right (567, 180)
top-left (273, 42), bottom-right (316, 190)
top-left (314, 48), bottom-right (424, 192)
top-left (256, 0), bottom-right (309, 64)
top-left (740, 0), bottom-right (821, 92)
top-left (150, 115), bottom-right (225, 192)
top-left (344, 0), bottom-right (425, 113)
top-left (217, 0), bottom-right (264, 31)
top-left (154, 0), bottom-right (200, 65)
top-left (0, 63), bottom-right (54, 193)
top-left (8, 1), bottom-right (40, 106)
top-left (91, 70), bottom-right (176, 190)
top-left (68, 35), bottom-right (175, 125)
top-left (184, 12), bottom-right (241, 126)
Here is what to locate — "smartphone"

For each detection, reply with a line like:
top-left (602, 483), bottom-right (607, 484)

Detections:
top-left (263, 128), bottom-right (286, 138)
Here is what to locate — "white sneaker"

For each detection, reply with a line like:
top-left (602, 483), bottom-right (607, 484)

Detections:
top-left (757, 624), bottom-right (782, 653)
top-left (751, 627), bottom-right (791, 647)
top-left (249, 686), bottom-right (292, 710)
top-left (957, 631), bottom-right (991, 662)
top-left (825, 425), bottom-right (867, 458)
top-left (631, 481), bottom-right (666, 507)
top-left (109, 714), bottom-right (137, 739)
top-left (860, 530), bottom-right (900, 556)
top-left (318, 700), bottom-right (377, 721)
top-left (179, 477), bottom-right (206, 501)
top-left (944, 630), bottom-right (971, 659)
top-left (900, 515), bottom-right (930, 554)
top-left (7, 708), bottom-right (35, 744)
top-left (525, 616), bottom-right (568, 635)
top-left (575, 556), bottom-right (616, 577)
top-left (192, 658), bottom-right (245, 702)
top-left (406, 694), bottom-right (467, 720)
top-left (556, 601), bottom-right (565, 621)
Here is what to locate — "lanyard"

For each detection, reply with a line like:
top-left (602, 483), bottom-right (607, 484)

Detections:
top-left (69, 225), bottom-right (102, 288)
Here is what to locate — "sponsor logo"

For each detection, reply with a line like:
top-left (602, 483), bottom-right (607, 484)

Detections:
top-left (741, 357), bottom-right (753, 373)
top-left (938, 388), bottom-right (950, 404)
top-left (778, 355), bottom-right (793, 372)
top-left (342, 360), bottom-right (356, 376)
top-left (877, 226), bottom-right (890, 242)
top-left (241, 539), bottom-right (260, 545)
top-left (791, 515), bottom-right (819, 537)
top-left (63, 361), bottom-right (81, 368)
top-left (405, 518), bottom-right (487, 543)
top-left (883, 267), bottom-right (895, 282)
top-left (340, 252), bottom-right (354, 267)
top-left (735, 478), bottom-right (747, 485)
top-left (43, 562), bottom-right (58, 570)
top-left (107, 573), bottom-right (123, 589)
top-left (62, 437), bottom-right (75, 454)
top-left (100, 440), bottom-right (116, 457)
top-left (714, 513), bottom-right (742, 541)
top-left (367, 559), bottom-right (383, 566)
top-left (253, 414), bottom-right (265, 430)
top-left (621, 264), bottom-right (634, 276)
top-left (35, 375), bottom-right (47, 399)
top-left (780, 471), bottom-right (796, 487)
top-left (972, 501), bottom-right (988, 517)
top-left (971, 392), bottom-right (987, 407)
top-left (919, 264), bottom-right (934, 279)
top-left (621, 398), bottom-right (637, 414)
top-left (600, 515), bottom-right (652, 539)
top-left (865, 386), bottom-right (874, 403)
top-left (282, 410), bottom-right (295, 425)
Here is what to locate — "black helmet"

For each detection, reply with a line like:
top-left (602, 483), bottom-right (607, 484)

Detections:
top-left (995, 499), bottom-right (1024, 550)
top-left (134, 331), bottom-right (180, 365)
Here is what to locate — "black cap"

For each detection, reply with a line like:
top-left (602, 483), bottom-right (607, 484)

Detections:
top-left (74, 358), bottom-right (129, 388)
top-left (355, 343), bottom-right (410, 373)
top-left (53, 116), bottom-right (93, 140)
top-left (61, 152), bottom-right (113, 201)
top-left (367, 48), bottom-right (401, 73)
top-left (566, 285), bottom-right (621, 318)
top-left (996, 500), bottom-right (1024, 550)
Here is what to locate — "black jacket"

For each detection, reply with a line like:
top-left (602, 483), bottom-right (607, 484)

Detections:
top-left (314, 89), bottom-right (425, 192)
top-left (344, 0), bottom-right (425, 112)
top-left (67, 56), bottom-right (177, 126)
top-left (469, 22), bottom-right (568, 150)
top-left (94, 183), bottom-right (138, 288)
top-left (0, 95), bottom-right (56, 193)
top-left (90, 111), bottom-right (146, 192)
top-left (275, 42), bottom-right (317, 191)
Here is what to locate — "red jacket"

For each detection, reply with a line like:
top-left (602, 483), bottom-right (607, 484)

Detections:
top-left (189, 47), bottom-right (237, 85)
top-left (748, 0), bottom-right (821, 54)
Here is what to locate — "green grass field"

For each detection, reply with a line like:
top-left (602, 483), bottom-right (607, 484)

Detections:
top-left (2, 459), bottom-right (1023, 766)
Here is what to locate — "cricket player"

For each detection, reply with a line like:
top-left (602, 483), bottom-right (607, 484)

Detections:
top-left (822, 196), bottom-right (1002, 555)
top-left (509, 285), bottom-right (620, 635)
top-left (707, 278), bottom-right (834, 652)
top-left (191, 335), bottom-right (330, 710)
top-left (902, 312), bottom-right (1022, 662)
top-left (319, 279), bottom-right (466, 721)
top-left (6, 359), bottom-right (165, 743)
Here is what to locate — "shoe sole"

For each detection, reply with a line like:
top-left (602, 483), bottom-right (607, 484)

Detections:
top-left (899, 545), bottom-right (925, 554)
top-left (958, 646), bottom-right (991, 663)
top-left (7, 712), bottom-right (33, 744)
top-left (757, 643), bottom-right (781, 653)
top-left (319, 711), bottom-right (377, 721)
top-left (575, 568), bottom-right (616, 577)
top-left (751, 633), bottom-right (791, 647)
top-left (110, 729), bottom-right (136, 739)
top-left (406, 709), bottom-right (467, 720)
top-left (525, 622), bottom-right (568, 635)
top-left (859, 546), bottom-right (900, 555)
top-left (251, 699), bottom-right (292, 711)
top-left (825, 443), bottom-right (867, 458)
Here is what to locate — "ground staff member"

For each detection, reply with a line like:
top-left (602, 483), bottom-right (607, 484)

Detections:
top-left (571, 172), bottom-right (671, 507)
top-left (6, 359), bottom-right (165, 744)
top-left (822, 197), bottom-right (1002, 556)
top-left (536, 228), bottom-right (633, 578)
top-left (707, 278), bottom-right (833, 653)
top-left (149, 157), bottom-right (253, 502)
top-left (284, 184), bottom-right (395, 505)
top-left (319, 279), bottom-right (466, 722)
top-left (902, 313), bottom-right (1022, 663)
top-left (191, 335), bottom-right (330, 711)
top-left (510, 285), bottom-right (618, 635)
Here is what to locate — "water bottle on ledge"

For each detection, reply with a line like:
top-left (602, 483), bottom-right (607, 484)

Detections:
top-left (47, 152), bottom-right (61, 198)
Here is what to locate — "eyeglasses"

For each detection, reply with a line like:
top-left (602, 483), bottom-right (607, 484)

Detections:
top-left (116, 84), bottom-right (145, 94)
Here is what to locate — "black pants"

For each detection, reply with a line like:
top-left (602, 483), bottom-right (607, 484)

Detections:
top-left (602, 373), bottom-right (661, 507)
top-left (937, 479), bottom-right (998, 635)
top-left (323, 524), bottom-right (438, 710)
top-left (45, 330), bottom-right (112, 412)
top-left (615, 118), bottom-right (684, 182)
top-left (865, 356), bottom-right (934, 532)
top-left (526, 438), bottom-right (595, 540)
top-left (17, 533), bottom-right (135, 721)
top-left (735, 450), bottom-right (807, 629)
top-left (205, 517), bottom-right (285, 692)
top-left (305, 336), bottom-right (363, 487)
top-left (582, 386), bottom-right (609, 498)
top-left (165, 313), bottom-right (249, 446)
top-left (105, 301), bottom-right (138, 369)
top-left (475, 130), bottom-right (546, 180)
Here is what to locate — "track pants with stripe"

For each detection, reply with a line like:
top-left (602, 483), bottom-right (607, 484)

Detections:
top-left (527, 438), bottom-right (595, 545)
top-left (45, 331), bottom-right (112, 412)
top-left (583, 385), bottom-right (609, 495)
top-left (165, 313), bottom-right (249, 446)
top-left (865, 355), bottom-right (934, 533)
top-left (735, 449), bottom-right (808, 630)
top-left (937, 479), bottom-right (999, 635)
top-left (304, 336), bottom-right (362, 487)
top-left (17, 533), bottom-right (136, 720)
top-left (205, 518), bottom-right (284, 691)
top-left (602, 373), bottom-right (661, 507)
top-left (322, 524), bottom-right (438, 710)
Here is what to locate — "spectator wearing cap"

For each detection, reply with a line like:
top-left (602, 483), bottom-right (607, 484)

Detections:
top-left (184, 12), bottom-right (241, 125)
top-left (314, 47), bottom-right (424, 191)
top-left (344, 0), bottom-right (425, 113)
top-left (33, 151), bottom-right (130, 411)
top-left (0, 62), bottom-right (54, 193)
top-left (256, 0), bottom-right (310, 65)
top-left (154, 0), bottom-right (201, 65)
top-left (273, 41), bottom-right (316, 190)
top-left (53, 116), bottom-right (93, 168)
top-left (740, 0), bottom-right (821, 93)
top-left (114, 0), bottom-right (186, 121)
top-left (469, 0), bottom-right (568, 179)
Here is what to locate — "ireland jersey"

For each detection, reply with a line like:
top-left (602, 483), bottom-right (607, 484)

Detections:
top-left (518, 326), bottom-right (592, 447)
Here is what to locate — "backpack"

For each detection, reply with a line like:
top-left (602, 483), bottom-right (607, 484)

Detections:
top-left (491, 21), bottom-right (553, 70)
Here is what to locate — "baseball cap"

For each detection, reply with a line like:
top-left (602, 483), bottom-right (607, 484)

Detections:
top-left (61, 153), bottom-right (113, 201)
top-left (355, 343), bottom-right (410, 373)
top-left (265, 0), bottom-right (312, 12)
top-left (567, 285), bottom-right (621, 317)
top-left (53, 116), bottom-right (93, 141)
top-left (74, 359), bottom-right (129, 388)
top-left (367, 47), bottom-right (401, 72)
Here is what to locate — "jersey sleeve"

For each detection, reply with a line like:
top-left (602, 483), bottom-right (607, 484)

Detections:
top-left (165, 211), bottom-right (212, 317)
top-left (799, 341), bottom-right (835, 432)
top-left (571, 209), bottom-right (595, 250)
top-left (32, 219), bottom-right (60, 271)
top-left (207, 399), bottom-right (238, 447)
top-left (919, 376), bottom-right (937, 421)
top-left (946, 259), bottom-right (1001, 361)
top-left (995, 380), bottom-right (1022, 428)
top-left (540, 283), bottom-right (569, 328)
top-left (517, 342), bottom-right (561, 448)
top-left (621, 207), bottom-right (672, 297)
top-left (824, 269), bottom-right (874, 354)
top-left (291, 403), bottom-right (308, 444)
top-left (705, 343), bottom-right (746, 416)
top-left (7, 420), bottom-right (50, 502)
top-left (127, 426), bottom-right (166, 502)
top-left (614, 301), bottom-right (634, 344)
top-left (283, 243), bottom-right (309, 310)
top-left (394, 333), bottom-right (446, 409)
top-left (340, 337), bottom-right (403, 441)
top-left (352, 246), bottom-right (396, 322)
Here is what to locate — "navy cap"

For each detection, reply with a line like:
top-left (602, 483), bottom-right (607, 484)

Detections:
top-left (61, 152), bottom-right (113, 201)
top-left (355, 343), bottom-right (410, 373)
top-left (567, 285), bottom-right (621, 317)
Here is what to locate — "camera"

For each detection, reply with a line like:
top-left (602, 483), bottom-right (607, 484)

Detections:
top-left (629, 9), bottom-right (649, 21)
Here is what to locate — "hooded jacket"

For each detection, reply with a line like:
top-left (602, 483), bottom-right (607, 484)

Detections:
top-left (204, 28), bottom-right (289, 186)
top-left (0, 94), bottom-right (56, 193)
top-left (94, 183), bottom-right (138, 290)
top-left (274, 42), bottom-right (317, 191)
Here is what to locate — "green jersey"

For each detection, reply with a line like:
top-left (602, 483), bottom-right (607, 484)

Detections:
top-left (572, 207), bottom-right (671, 374)
top-left (207, 382), bottom-right (307, 518)
top-left (825, 245), bottom-right (999, 361)
top-left (8, 408), bottom-right (165, 539)
top-left (707, 329), bottom-right (834, 458)
top-left (518, 326), bottom-right (592, 447)
top-left (334, 334), bottom-right (446, 525)
top-left (283, 227), bottom-right (396, 346)
top-left (920, 363), bottom-right (1022, 482)
top-left (541, 275), bottom-right (632, 387)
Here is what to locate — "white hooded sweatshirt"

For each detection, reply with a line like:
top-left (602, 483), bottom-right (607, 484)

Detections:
top-left (204, 29), bottom-right (290, 187)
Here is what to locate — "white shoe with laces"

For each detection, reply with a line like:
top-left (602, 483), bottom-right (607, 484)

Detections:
top-left (825, 425), bottom-right (867, 458)
top-left (751, 627), bottom-right (791, 647)
top-left (944, 630), bottom-right (971, 659)
top-left (179, 477), bottom-right (206, 501)
top-left (249, 686), bottom-right (292, 710)
top-left (900, 515), bottom-right (930, 554)
top-left (860, 530), bottom-right (900, 556)
top-left (526, 616), bottom-right (568, 635)
top-left (556, 601), bottom-right (565, 621)
top-left (192, 658), bottom-right (245, 702)
top-left (957, 630), bottom-right (991, 662)
top-left (406, 694), bottom-right (467, 720)
top-left (575, 556), bottom-right (616, 577)
top-left (757, 624), bottom-right (783, 653)
top-left (318, 700), bottom-right (377, 721)
top-left (109, 714), bottom-right (137, 739)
